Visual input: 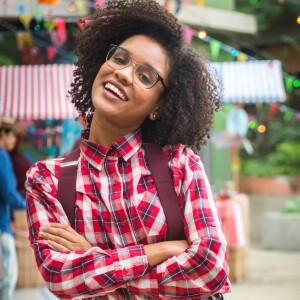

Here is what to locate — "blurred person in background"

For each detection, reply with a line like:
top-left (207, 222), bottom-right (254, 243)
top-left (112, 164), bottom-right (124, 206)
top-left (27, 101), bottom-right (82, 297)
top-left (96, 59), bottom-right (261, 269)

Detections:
top-left (9, 123), bottom-right (31, 198)
top-left (0, 117), bottom-right (26, 300)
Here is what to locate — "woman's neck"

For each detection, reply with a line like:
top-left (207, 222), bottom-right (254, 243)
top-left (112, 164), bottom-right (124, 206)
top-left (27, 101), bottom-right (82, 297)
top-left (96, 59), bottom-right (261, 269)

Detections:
top-left (88, 117), bottom-right (136, 147)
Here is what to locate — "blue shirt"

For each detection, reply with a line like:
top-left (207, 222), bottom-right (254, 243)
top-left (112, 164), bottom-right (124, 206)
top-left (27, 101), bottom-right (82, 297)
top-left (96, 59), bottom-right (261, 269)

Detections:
top-left (0, 147), bottom-right (26, 235)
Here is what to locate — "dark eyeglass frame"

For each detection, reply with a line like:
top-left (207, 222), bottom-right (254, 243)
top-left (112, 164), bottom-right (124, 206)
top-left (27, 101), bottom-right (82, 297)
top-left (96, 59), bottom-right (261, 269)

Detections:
top-left (106, 44), bottom-right (167, 91)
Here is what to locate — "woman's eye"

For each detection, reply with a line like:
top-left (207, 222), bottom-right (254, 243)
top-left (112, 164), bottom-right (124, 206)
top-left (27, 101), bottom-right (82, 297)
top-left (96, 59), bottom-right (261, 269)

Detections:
top-left (113, 56), bottom-right (127, 65)
top-left (138, 73), bottom-right (151, 84)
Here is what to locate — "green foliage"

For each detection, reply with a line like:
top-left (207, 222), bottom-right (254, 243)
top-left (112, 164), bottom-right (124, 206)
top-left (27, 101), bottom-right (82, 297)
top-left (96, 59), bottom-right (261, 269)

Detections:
top-left (240, 103), bottom-right (300, 177)
top-left (267, 142), bottom-right (300, 175)
top-left (283, 198), bottom-right (300, 214)
top-left (0, 55), bottom-right (15, 66)
top-left (236, 0), bottom-right (296, 32)
top-left (241, 141), bottom-right (300, 177)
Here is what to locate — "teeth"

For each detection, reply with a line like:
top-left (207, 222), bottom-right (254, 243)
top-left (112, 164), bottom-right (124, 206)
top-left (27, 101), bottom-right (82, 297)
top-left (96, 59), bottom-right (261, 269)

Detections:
top-left (105, 83), bottom-right (126, 100)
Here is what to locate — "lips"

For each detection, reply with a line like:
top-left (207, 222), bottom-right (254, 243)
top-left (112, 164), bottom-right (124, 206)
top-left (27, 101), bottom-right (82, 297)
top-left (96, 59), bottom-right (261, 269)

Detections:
top-left (104, 82), bottom-right (127, 101)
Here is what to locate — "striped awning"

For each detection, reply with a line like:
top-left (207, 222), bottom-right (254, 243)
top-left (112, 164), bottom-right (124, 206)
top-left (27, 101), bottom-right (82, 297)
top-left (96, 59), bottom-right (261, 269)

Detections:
top-left (0, 60), bottom-right (286, 121)
top-left (0, 64), bottom-right (77, 120)
top-left (211, 60), bottom-right (286, 104)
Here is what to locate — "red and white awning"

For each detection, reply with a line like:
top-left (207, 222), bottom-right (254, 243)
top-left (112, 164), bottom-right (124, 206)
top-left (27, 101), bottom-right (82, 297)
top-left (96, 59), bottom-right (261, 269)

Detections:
top-left (0, 60), bottom-right (286, 121)
top-left (0, 64), bottom-right (77, 120)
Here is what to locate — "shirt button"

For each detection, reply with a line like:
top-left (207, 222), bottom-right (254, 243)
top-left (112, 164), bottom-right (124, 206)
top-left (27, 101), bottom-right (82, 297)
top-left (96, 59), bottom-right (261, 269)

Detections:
top-left (211, 222), bottom-right (216, 227)
top-left (123, 269), bottom-right (128, 275)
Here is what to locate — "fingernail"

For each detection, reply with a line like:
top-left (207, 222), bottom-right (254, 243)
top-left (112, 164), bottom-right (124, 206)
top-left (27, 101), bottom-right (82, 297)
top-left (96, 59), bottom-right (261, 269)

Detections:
top-left (40, 226), bottom-right (45, 231)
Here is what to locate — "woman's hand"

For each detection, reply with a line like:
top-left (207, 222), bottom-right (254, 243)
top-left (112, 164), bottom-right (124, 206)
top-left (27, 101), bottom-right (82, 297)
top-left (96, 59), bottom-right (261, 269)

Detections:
top-left (38, 223), bottom-right (92, 252)
top-left (144, 240), bottom-right (189, 266)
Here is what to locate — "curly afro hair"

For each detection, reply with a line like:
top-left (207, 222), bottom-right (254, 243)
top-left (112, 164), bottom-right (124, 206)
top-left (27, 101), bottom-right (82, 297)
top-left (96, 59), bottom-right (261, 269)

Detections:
top-left (69, 0), bottom-right (221, 151)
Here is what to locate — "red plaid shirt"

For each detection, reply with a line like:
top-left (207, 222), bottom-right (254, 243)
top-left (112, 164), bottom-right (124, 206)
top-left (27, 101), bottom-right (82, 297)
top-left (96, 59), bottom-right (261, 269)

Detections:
top-left (26, 129), bottom-right (231, 299)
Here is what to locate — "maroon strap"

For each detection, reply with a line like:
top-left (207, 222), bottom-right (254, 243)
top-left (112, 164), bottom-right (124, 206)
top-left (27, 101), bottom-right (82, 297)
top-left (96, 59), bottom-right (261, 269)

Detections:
top-left (57, 144), bottom-right (184, 240)
top-left (57, 147), bottom-right (80, 229)
top-left (144, 144), bottom-right (184, 240)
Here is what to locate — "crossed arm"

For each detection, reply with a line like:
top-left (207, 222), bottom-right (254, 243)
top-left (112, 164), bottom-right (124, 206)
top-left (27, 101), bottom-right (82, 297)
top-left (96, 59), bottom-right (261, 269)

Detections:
top-left (39, 223), bottom-right (188, 266)
top-left (26, 148), bottom-right (229, 299)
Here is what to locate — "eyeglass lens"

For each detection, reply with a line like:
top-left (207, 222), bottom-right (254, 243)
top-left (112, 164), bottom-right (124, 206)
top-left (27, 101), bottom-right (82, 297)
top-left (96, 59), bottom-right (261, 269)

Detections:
top-left (106, 46), bottom-right (159, 89)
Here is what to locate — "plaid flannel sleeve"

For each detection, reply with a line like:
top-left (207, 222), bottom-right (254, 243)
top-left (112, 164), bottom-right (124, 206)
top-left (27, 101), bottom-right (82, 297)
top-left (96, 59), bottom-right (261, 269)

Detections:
top-left (25, 160), bottom-right (148, 300)
top-left (126, 146), bottom-right (231, 298)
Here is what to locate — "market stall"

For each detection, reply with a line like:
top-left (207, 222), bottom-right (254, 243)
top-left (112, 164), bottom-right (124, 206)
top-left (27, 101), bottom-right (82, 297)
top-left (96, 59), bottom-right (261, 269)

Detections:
top-left (0, 64), bottom-right (76, 120)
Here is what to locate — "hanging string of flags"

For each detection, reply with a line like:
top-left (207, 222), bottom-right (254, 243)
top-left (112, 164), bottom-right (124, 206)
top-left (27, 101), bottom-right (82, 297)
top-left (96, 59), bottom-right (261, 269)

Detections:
top-left (181, 24), bottom-right (300, 121)
top-left (1, 0), bottom-right (299, 120)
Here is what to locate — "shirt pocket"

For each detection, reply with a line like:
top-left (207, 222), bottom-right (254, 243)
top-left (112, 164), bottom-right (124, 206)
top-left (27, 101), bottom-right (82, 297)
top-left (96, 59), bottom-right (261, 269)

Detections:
top-left (132, 189), bottom-right (167, 237)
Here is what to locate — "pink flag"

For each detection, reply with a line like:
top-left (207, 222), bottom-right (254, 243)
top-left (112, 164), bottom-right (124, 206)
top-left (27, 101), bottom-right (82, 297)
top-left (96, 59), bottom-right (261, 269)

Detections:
top-left (183, 26), bottom-right (194, 44)
top-left (55, 18), bottom-right (66, 44)
top-left (47, 46), bottom-right (56, 62)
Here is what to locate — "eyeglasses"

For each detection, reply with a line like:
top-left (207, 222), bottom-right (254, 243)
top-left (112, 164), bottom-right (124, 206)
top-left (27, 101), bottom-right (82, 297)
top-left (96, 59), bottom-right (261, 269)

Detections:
top-left (106, 44), bottom-right (167, 91)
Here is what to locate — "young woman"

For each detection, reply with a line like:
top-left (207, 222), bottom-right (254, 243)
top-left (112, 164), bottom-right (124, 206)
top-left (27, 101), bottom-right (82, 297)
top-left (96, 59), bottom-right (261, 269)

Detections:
top-left (26, 1), bottom-right (231, 299)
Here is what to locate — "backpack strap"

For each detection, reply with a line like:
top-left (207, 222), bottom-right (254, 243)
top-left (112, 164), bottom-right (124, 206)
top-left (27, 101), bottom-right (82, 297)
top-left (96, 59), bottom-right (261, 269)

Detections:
top-left (144, 144), bottom-right (184, 240)
top-left (57, 147), bottom-right (80, 229)
top-left (57, 144), bottom-right (184, 240)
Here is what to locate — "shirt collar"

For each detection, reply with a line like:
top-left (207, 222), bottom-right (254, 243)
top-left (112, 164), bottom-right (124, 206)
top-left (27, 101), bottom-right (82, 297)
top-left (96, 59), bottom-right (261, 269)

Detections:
top-left (79, 128), bottom-right (142, 169)
top-left (112, 128), bottom-right (142, 161)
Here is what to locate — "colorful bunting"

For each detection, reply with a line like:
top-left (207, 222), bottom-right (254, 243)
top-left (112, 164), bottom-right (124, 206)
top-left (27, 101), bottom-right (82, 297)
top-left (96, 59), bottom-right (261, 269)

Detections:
top-left (50, 30), bottom-right (65, 48)
top-left (76, 0), bottom-right (86, 15)
top-left (19, 15), bottom-right (32, 31)
top-left (18, 3), bottom-right (25, 14)
top-left (283, 109), bottom-right (294, 121)
top-left (183, 26), bottom-right (194, 44)
top-left (16, 31), bottom-right (32, 49)
top-left (183, 24), bottom-right (300, 102)
top-left (268, 103), bottom-right (279, 117)
top-left (284, 76), bottom-right (294, 93)
top-left (237, 53), bottom-right (249, 62)
top-left (55, 18), bottom-right (66, 45)
top-left (210, 40), bottom-right (222, 60)
top-left (33, 6), bottom-right (42, 23)
top-left (47, 46), bottom-right (56, 62)
top-left (44, 20), bottom-right (56, 33)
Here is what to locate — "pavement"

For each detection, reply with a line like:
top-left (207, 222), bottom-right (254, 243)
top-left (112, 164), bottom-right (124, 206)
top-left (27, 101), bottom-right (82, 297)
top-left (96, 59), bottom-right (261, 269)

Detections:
top-left (13, 246), bottom-right (300, 300)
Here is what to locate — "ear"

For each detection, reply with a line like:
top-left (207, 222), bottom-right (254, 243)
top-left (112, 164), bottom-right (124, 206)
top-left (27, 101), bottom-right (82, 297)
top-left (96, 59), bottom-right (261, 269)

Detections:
top-left (149, 96), bottom-right (164, 121)
top-left (149, 104), bottom-right (161, 121)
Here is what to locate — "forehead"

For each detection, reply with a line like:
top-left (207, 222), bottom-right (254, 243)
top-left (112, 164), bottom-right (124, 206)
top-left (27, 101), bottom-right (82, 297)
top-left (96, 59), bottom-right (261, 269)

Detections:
top-left (119, 35), bottom-right (169, 76)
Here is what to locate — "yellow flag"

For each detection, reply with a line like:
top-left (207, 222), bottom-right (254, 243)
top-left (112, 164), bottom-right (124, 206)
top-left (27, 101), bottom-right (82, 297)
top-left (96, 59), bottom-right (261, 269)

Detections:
top-left (19, 15), bottom-right (32, 31)
top-left (237, 53), bottom-right (249, 62)
top-left (76, 0), bottom-right (86, 15)
top-left (16, 31), bottom-right (32, 49)
top-left (44, 20), bottom-right (56, 33)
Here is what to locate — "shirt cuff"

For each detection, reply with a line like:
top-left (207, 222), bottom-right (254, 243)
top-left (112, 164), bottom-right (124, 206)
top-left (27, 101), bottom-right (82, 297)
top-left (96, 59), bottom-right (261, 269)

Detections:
top-left (112, 244), bottom-right (148, 281)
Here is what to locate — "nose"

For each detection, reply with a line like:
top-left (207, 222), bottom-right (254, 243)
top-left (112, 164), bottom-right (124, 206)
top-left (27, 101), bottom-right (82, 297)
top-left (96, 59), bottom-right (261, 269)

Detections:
top-left (114, 64), bottom-right (134, 86)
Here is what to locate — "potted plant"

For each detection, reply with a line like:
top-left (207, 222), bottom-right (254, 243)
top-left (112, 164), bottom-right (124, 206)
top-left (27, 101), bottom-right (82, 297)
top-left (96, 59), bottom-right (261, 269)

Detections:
top-left (239, 141), bottom-right (300, 195)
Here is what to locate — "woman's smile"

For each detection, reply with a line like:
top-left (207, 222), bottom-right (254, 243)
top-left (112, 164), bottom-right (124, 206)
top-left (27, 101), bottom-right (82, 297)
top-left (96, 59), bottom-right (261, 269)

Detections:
top-left (103, 82), bottom-right (128, 101)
